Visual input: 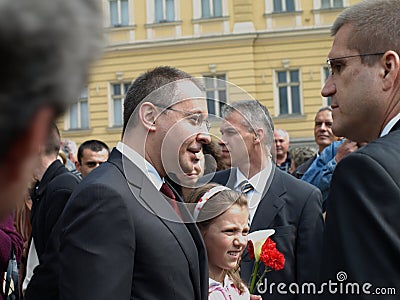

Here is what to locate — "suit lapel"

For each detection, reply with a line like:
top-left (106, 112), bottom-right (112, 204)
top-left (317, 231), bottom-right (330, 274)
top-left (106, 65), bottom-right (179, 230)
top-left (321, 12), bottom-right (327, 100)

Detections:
top-left (109, 149), bottom-right (205, 300)
top-left (250, 166), bottom-right (286, 231)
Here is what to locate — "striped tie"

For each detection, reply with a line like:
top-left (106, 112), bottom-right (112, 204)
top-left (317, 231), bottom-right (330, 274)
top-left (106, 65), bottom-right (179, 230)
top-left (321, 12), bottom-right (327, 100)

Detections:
top-left (239, 180), bottom-right (254, 194)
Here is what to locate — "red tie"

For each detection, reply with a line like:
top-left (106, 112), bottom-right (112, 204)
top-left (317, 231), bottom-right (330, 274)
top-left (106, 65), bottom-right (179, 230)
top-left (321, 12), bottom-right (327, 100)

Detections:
top-left (160, 183), bottom-right (182, 219)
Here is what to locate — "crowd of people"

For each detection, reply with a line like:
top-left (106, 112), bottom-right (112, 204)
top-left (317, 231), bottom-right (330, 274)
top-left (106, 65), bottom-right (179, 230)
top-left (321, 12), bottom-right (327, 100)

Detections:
top-left (1, 0), bottom-right (400, 299)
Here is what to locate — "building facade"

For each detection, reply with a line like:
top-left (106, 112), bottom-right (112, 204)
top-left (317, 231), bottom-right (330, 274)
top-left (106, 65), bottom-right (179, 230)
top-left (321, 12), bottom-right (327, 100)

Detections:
top-left (60, 0), bottom-right (361, 148)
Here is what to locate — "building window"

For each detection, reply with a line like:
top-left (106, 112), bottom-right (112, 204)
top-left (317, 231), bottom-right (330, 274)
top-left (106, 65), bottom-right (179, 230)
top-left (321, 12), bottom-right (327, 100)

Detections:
top-left (68, 86), bottom-right (89, 130)
top-left (155, 0), bottom-right (175, 22)
top-left (273, 0), bottom-right (295, 12)
top-left (322, 67), bottom-right (332, 107)
top-left (204, 74), bottom-right (227, 118)
top-left (201, 0), bottom-right (222, 18)
top-left (276, 70), bottom-right (301, 115)
top-left (111, 82), bottom-right (131, 127)
top-left (321, 0), bottom-right (343, 9)
top-left (110, 0), bottom-right (129, 26)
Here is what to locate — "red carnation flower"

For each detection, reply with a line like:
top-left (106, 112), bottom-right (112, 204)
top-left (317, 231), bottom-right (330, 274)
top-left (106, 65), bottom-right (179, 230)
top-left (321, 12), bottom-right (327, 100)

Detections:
top-left (247, 240), bottom-right (255, 260)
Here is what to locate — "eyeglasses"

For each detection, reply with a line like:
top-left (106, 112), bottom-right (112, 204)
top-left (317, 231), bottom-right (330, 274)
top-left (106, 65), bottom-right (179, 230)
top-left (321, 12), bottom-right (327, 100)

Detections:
top-left (326, 52), bottom-right (385, 76)
top-left (156, 105), bottom-right (211, 131)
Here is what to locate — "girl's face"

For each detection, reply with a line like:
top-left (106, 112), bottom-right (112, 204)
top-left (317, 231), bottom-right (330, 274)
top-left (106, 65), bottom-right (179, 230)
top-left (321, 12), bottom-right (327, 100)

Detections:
top-left (201, 204), bottom-right (249, 282)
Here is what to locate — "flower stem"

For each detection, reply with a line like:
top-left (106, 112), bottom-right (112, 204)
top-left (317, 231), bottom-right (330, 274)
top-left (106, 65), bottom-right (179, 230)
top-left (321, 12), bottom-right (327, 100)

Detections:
top-left (249, 260), bottom-right (260, 294)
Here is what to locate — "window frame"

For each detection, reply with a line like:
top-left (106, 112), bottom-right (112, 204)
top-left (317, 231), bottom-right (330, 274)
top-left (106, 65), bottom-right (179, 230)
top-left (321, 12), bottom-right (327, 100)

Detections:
top-left (109, 82), bottom-right (131, 128)
top-left (203, 74), bottom-right (228, 119)
top-left (154, 0), bottom-right (176, 23)
top-left (106, 0), bottom-right (132, 27)
top-left (201, 0), bottom-right (223, 18)
top-left (312, 0), bottom-right (348, 10)
top-left (273, 69), bottom-right (302, 117)
top-left (65, 86), bottom-right (90, 130)
top-left (321, 66), bottom-right (332, 107)
top-left (272, 0), bottom-right (295, 13)
top-left (320, 0), bottom-right (343, 9)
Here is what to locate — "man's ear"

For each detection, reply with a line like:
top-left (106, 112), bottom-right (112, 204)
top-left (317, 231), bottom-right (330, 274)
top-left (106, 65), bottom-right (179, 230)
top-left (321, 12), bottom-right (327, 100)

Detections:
top-left (139, 102), bottom-right (158, 132)
top-left (253, 128), bottom-right (265, 144)
top-left (75, 160), bottom-right (81, 172)
top-left (382, 51), bottom-right (400, 91)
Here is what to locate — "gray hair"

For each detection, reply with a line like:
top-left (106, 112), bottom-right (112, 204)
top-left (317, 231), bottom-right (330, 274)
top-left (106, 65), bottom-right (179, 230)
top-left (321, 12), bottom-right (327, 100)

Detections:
top-left (274, 128), bottom-right (289, 141)
top-left (0, 0), bottom-right (102, 159)
top-left (331, 0), bottom-right (400, 65)
top-left (222, 100), bottom-right (274, 150)
top-left (317, 106), bottom-right (332, 114)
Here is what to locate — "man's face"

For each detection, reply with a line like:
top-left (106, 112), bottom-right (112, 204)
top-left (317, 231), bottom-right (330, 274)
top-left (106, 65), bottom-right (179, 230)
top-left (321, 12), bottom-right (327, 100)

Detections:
top-left (159, 81), bottom-right (211, 179)
top-left (217, 138), bottom-right (231, 168)
top-left (314, 110), bottom-right (336, 152)
top-left (220, 111), bottom-right (255, 168)
top-left (273, 131), bottom-right (289, 158)
top-left (321, 24), bottom-right (384, 142)
top-left (175, 149), bottom-right (204, 188)
top-left (76, 148), bottom-right (109, 179)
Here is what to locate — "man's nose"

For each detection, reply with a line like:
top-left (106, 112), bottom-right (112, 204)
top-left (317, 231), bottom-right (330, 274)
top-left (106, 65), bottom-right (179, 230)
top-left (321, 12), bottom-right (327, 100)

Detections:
top-left (321, 78), bottom-right (336, 97)
top-left (197, 130), bottom-right (211, 145)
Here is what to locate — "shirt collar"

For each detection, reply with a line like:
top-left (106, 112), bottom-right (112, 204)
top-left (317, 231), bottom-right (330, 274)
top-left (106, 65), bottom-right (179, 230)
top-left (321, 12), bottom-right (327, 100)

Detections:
top-left (380, 112), bottom-right (400, 137)
top-left (208, 274), bottom-right (231, 289)
top-left (116, 142), bottom-right (163, 190)
top-left (235, 159), bottom-right (273, 193)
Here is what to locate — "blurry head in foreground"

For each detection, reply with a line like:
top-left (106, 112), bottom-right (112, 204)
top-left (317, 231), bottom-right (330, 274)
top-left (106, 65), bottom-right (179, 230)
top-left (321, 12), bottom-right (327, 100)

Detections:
top-left (0, 0), bottom-right (102, 217)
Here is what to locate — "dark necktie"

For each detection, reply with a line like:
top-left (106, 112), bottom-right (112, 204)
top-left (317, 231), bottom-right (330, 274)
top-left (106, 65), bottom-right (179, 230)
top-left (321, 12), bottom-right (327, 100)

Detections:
top-left (160, 183), bottom-right (182, 219)
top-left (239, 180), bottom-right (254, 194)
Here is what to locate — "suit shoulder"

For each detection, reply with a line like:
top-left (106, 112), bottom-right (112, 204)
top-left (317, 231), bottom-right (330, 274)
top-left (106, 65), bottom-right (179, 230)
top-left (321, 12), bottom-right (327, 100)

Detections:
top-left (277, 168), bottom-right (321, 194)
top-left (47, 170), bottom-right (81, 192)
top-left (199, 168), bottom-right (233, 185)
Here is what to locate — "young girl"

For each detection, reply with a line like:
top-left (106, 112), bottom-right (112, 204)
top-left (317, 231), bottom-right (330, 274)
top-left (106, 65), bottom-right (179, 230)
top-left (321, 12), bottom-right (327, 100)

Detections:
top-left (188, 183), bottom-right (251, 300)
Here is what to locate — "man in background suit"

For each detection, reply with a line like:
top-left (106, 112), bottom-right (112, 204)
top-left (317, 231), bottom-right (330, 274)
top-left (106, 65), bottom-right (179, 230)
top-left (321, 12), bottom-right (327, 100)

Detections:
top-left (320, 0), bottom-right (400, 298)
top-left (58, 66), bottom-right (210, 299)
top-left (24, 124), bottom-right (80, 299)
top-left (203, 100), bottom-right (324, 300)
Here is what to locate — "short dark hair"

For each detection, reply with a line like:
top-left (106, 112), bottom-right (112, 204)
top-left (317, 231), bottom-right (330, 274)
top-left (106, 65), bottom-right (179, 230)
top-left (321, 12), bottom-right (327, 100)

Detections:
top-left (44, 123), bottom-right (61, 157)
top-left (0, 0), bottom-right (101, 160)
top-left (122, 66), bottom-right (203, 135)
top-left (77, 140), bottom-right (110, 163)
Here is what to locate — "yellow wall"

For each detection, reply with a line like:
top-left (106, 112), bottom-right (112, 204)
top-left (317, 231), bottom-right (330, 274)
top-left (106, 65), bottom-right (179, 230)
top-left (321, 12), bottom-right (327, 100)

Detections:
top-left (60, 0), bottom-right (362, 149)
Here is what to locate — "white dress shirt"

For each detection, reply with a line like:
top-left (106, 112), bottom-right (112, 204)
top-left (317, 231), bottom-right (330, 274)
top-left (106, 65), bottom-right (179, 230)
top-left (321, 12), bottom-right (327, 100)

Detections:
top-left (234, 160), bottom-right (273, 224)
top-left (116, 142), bottom-right (163, 190)
top-left (380, 112), bottom-right (400, 137)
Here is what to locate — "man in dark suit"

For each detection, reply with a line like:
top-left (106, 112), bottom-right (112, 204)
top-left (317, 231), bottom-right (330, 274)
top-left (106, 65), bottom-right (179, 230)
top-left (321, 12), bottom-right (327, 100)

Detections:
top-left (319, 1), bottom-right (400, 298)
top-left (57, 66), bottom-right (210, 299)
top-left (25, 124), bottom-right (80, 299)
top-left (202, 100), bottom-right (324, 300)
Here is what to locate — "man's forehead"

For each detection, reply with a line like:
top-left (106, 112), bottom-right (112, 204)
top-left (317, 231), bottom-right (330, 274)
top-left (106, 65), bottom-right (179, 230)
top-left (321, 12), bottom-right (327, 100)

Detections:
top-left (315, 111), bottom-right (333, 121)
